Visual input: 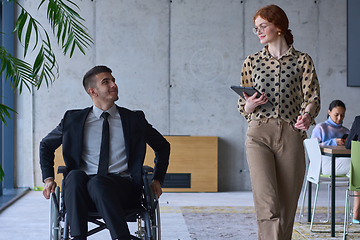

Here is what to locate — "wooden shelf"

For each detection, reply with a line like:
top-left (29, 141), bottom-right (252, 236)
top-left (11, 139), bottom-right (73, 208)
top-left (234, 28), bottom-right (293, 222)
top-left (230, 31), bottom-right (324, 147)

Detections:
top-left (144, 136), bottom-right (218, 192)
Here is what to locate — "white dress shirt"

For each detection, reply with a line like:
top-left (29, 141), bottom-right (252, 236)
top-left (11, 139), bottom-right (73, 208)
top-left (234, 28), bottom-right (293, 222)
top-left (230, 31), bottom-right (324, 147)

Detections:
top-left (80, 104), bottom-right (129, 175)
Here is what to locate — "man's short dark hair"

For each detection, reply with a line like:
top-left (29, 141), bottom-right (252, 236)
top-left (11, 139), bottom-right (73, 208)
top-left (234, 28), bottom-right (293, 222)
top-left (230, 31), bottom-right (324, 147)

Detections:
top-left (83, 65), bottom-right (112, 93)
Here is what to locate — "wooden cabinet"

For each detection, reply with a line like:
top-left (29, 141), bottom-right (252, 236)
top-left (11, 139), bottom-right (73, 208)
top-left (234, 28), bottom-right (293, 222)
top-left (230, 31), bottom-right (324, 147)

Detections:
top-left (144, 136), bottom-right (218, 192)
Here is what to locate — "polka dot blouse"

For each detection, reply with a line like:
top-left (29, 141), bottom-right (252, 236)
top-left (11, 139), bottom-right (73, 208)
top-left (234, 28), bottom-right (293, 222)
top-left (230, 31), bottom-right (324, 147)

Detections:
top-left (238, 45), bottom-right (320, 134)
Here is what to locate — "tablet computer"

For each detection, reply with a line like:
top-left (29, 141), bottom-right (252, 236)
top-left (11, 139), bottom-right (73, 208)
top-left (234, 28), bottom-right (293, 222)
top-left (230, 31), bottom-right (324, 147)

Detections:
top-left (230, 85), bottom-right (273, 107)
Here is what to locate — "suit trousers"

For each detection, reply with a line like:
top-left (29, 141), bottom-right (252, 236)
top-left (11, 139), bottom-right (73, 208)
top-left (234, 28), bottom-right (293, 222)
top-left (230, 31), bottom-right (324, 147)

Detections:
top-left (64, 170), bottom-right (140, 240)
top-left (245, 118), bottom-right (306, 240)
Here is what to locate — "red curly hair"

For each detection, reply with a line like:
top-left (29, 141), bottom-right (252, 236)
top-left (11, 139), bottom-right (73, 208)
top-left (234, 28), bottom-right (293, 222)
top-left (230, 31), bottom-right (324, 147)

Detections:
top-left (253, 4), bottom-right (294, 45)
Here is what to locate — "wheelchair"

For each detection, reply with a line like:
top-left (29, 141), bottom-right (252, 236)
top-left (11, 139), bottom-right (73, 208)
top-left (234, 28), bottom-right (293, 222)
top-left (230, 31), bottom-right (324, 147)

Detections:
top-left (49, 166), bottom-right (161, 240)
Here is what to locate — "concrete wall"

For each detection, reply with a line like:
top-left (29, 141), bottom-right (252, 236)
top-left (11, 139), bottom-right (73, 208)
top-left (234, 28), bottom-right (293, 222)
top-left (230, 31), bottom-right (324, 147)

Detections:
top-left (14, 0), bottom-right (359, 191)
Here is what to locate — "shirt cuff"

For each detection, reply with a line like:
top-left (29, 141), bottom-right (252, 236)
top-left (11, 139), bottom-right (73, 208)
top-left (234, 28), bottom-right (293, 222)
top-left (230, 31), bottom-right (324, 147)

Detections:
top-left (43, 177), bottom-right (54, 183)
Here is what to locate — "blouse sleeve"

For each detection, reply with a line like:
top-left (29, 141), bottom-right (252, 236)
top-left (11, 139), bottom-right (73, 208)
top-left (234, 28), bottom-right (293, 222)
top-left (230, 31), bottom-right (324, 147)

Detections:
top-left (311, 124), bottom-right (323, 143)
top-left (300, 54), bottom-right (321, 125)
top-left (238, 56), bottom-right (253, 121)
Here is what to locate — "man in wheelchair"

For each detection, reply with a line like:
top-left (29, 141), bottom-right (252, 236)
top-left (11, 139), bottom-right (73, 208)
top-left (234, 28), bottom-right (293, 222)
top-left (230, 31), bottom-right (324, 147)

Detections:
top-left (40, 65), bottom-right (170, 240)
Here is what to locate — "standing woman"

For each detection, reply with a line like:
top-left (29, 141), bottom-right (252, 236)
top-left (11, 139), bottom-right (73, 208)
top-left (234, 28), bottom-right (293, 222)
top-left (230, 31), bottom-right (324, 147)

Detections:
top-left (237, 5), bottom-right (320, 240)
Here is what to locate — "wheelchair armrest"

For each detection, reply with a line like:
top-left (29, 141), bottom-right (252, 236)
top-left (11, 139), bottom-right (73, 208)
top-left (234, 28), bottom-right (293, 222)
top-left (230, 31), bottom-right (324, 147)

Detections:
top-left (142, 165), bottom-right (154, 174)
top-left (57, 166), bottom-right (68, 175)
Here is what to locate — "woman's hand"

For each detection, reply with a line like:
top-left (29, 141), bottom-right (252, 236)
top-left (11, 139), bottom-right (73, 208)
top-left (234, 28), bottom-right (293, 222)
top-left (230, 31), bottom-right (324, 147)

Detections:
top-left (243, 92), bottom-right (268, 113)
top-left (294, 113), bottom-right (311, 131)
top-left (336, 138), bottom-right (346, 146)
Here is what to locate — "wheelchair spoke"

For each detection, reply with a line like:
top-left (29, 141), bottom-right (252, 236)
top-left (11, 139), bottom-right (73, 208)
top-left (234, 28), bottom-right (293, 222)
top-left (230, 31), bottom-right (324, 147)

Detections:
top-left (50, 187), bottom-right (61, 240)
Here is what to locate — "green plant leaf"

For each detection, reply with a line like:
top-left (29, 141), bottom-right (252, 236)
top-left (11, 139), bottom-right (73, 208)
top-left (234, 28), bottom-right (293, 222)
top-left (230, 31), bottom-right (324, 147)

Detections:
top-left (38, 0), bottom-right (47, 10)
top-left (0, 164), bottom-right (4, 183)
top-left (33, 46), bottom-right (44, 75)
top-left (0, 103), bottom-right (17, 126)
top-left (16, 10), bottom-right (28, 42)
top-left (24, 17), bottom-right (33, 57)
top-left (0, 46), bottom-right (38, 93)
top-left (31, 20), bottom-right (39, 51)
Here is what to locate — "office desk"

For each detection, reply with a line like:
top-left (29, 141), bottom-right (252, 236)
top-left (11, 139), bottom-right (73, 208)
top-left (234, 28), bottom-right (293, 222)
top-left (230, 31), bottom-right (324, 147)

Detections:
top-left (319, 145), bottom-right (351, 237)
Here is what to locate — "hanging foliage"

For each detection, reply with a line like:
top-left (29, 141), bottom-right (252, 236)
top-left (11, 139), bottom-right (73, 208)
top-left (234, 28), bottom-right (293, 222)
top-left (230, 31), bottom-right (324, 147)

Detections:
top-left (0, 0), bottom-right (93, 182)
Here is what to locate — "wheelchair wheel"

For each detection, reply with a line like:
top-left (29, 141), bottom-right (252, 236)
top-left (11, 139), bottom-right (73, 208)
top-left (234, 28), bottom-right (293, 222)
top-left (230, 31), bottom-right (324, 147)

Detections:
top-left (136, 194), bottom-right (161, 240)
top-left (150, 194), bottom-right (161, 240)
top-left (49, 186), bottom-right (61, 240)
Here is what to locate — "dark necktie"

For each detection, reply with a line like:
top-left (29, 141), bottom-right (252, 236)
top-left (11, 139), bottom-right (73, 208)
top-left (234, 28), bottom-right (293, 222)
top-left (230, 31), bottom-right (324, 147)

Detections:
top-left (98, 112), bottom-right (110, 176)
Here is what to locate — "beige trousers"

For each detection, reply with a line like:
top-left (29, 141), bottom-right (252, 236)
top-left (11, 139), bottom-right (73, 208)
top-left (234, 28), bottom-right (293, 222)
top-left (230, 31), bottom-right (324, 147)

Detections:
top-left (245, 118), bottom-right (305, 240)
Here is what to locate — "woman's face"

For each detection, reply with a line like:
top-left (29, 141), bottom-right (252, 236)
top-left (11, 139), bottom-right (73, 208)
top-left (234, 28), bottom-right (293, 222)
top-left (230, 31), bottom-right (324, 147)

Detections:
top-left (254, 16), bottom-right (280, 45)
top-left (328, 106), bottom-right (345, 125)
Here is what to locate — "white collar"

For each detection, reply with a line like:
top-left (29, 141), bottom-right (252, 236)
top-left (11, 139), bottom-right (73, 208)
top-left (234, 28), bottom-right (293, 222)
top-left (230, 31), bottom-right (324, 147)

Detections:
top-left (92, 104), bottom-right (118, 119)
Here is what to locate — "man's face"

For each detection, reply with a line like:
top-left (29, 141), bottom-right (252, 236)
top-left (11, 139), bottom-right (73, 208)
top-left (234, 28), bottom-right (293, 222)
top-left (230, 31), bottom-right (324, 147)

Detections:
top-left (92, 72), bottom-right (119, 103)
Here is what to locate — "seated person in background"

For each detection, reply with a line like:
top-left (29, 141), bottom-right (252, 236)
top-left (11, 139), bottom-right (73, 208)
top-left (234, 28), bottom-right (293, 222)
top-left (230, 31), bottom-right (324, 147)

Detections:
top-left (345, 115), bottom-right (360, 149)
top-left (311, 100), bottom-right (360, 223)
top-left (40, 66), bottom-right (170, 240)
top-left (311, 100), bottom-right (350, 176)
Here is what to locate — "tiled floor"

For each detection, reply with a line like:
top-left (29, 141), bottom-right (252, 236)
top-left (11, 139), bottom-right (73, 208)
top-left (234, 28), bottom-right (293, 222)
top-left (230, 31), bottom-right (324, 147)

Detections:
top-left (0, 184), bottom-right (359, 239)
top-left (0, 187), bottom-right (30, 213)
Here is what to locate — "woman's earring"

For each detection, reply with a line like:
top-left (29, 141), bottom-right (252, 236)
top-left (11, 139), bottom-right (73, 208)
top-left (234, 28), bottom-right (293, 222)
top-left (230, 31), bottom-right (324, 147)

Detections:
top-left (278, 32), bottom-right (281, 36)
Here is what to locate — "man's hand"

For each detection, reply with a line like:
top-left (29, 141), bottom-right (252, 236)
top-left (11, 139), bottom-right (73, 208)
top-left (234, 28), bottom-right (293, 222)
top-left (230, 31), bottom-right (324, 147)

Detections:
top-left (43, 178), bottom-right (57, 200)
top-left (150, 180), bottom-right (163, 198)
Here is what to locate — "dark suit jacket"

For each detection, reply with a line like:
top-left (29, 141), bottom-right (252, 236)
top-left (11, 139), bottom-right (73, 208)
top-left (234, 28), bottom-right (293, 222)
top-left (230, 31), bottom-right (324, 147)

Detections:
top-left (345, 115), bottom-right (360, 149)
top-left (40, 106), bottom-right (170, 191)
